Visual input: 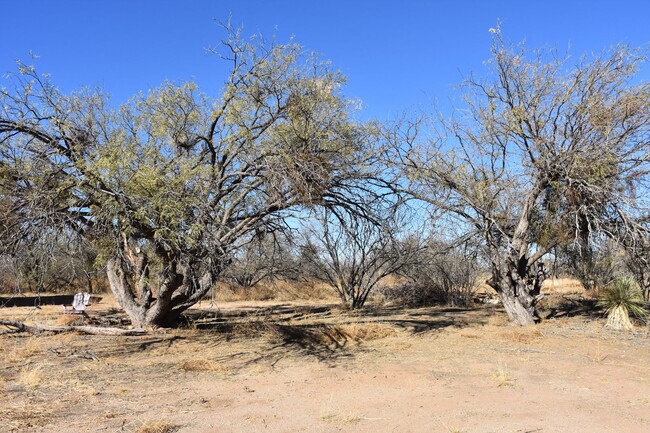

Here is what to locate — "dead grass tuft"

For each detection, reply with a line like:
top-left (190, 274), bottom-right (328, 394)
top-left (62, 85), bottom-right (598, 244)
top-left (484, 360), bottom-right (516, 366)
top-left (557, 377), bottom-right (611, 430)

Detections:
top-left (485, 314), bottom-right (509, 327)
top-left (55, 314), bottom-right (87, 326)
top-left (441, 421), bottom-right (466, 433)
top-left (492, 361), bottom-right (516, 387)
top-left (213, 280), bottom-right (339, 302)
top-left (542, 277), bottom-right (586, 295)
top-left (49, 331), bottom-right (77, 346)
top-left (320, 411), bottom-right (364, 424)
top-left (231, 320), bottom-right (277, 338)
top-left (180, 358), bottom-right (230, 374)
top-left (135, 421), bottom-right (180, 433)
top-left (19, 364), bottom-right (44, 390)
top-left (319, 394), bottom-right (364, 425)
top-left (338, 322), bottom-right (396, 341)
top-left (629, 397), bottom-right (650, 407)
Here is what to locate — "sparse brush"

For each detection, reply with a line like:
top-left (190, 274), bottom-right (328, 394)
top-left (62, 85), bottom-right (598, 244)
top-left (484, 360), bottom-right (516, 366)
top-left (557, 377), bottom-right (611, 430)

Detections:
top-left (597, 277), bottom-right (647, 331)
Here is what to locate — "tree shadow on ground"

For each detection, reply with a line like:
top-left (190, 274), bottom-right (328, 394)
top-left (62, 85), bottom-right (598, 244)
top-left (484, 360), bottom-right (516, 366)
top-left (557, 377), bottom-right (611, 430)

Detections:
top-left (541, 295), bottom-right (601, 320)
top-left (1, 301), bottom-right (503, 365)
top-left (248, 324), bottom-right (358, 365)
top-left (177, 303), bottom-right (498, 364)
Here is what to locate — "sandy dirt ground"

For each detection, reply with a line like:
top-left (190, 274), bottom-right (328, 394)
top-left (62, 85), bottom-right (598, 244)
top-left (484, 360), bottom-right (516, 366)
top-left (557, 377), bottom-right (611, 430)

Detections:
top-left (1, 295), bottom-right (649, 433)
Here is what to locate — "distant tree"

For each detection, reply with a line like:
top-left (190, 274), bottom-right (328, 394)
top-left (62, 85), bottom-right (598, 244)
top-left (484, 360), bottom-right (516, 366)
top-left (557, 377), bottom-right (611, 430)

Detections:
top-left (299, 206), bottom-right (422, 309)
top-left (0, 194), bottom-right (98, 294)
top-left (221, 230), bottom-right (300, 290)
top-left (387, 30), bottom-right (650, 324)
top-left (0, 28), bottom-right (375, 327)
top-left (556, 237), bottom-right (620, 292)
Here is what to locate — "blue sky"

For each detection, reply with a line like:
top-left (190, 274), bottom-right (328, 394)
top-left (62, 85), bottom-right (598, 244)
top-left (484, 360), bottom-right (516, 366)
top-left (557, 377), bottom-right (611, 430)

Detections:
top-left (2, 0), bottom-right (649, 120)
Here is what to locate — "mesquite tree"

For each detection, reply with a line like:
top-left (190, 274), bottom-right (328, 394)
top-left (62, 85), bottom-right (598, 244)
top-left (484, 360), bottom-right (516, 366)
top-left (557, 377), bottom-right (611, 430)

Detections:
top-left (388, 31), bottom-right (650, 324)
top-left (0, 30), bottom-right (374, 327)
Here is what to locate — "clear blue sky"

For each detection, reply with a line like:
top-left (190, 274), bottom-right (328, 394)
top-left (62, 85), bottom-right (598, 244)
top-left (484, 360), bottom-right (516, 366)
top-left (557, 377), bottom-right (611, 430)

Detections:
top-left (2, 0), bottom-right (649, 120)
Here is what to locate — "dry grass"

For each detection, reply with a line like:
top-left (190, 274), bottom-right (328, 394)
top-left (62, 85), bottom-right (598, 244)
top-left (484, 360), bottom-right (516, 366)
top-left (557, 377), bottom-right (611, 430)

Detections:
top-left (0, 405), bottom-right (54, 431)
top-left (18, 364), bottom-right (44, 390)
top-left (49, 331), bottom-right (77, 346)
top-left (441, 421), bottom-right (466, 433)
top-left (55, 313), bottom-right (87, 326)
top-left (320, 411), bottom-right (364, 424)
top-left (180, 358), bottom-right (231, 374)
top-left (338, 322), bottom-right (396, 341)
top-left (492, 361), bottom-right (516, 387)
top-left (4, 337), bottom-right (44, 364)
top-left (319, 394), bottom-right (364, 424)
top-left (213, 280), bottom-right (339, 303)
top-left (485, 314), bottom-right (509, 327)
top-left (629, 397), bottom-right (650, 407)
top-left (586, 340), bottom-right (609, 364)
top-left (135, 421), bottom-right (180, 433)
top-left (0, 299), bottom-right (649, 432)
top-left (230, 320), bottom-right (278, 338)
top-left (542, 277), bottom-right (586, 295)
top-left (499, 327), bottom-right (545, 344)
top-left (55, 374), bottom-right (101, 396)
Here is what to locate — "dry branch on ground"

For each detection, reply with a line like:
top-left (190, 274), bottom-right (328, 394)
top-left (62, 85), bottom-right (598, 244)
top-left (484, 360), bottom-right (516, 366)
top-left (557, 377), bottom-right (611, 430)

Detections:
top-left (0, 319), bottom-right (146, 336)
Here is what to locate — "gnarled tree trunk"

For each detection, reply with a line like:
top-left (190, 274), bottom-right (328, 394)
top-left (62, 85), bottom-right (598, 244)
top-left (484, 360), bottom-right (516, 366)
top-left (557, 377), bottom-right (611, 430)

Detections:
top-left (488, 260), bottom-right (546, 326)
top-left (106, 246), bottom-right (218, 328)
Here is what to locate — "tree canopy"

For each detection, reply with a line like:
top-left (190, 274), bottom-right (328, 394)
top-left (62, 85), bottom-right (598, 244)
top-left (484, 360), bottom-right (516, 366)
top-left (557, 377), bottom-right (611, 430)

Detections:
top-left (387, 31), bottom-right (650, 324)
top-left (0, 30), bottom-right (376, 327)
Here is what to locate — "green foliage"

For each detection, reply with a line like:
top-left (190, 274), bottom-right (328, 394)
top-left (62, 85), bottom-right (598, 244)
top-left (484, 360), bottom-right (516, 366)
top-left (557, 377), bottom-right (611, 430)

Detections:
top-left (597, 277), bottom-right (647, 321)
top-left (0, 27), bottom-right (374, 325)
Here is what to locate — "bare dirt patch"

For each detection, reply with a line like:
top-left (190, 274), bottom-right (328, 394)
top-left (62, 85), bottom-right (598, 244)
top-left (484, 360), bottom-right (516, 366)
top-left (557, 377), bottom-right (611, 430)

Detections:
top-left (1, 295), bottom-right (649, 433)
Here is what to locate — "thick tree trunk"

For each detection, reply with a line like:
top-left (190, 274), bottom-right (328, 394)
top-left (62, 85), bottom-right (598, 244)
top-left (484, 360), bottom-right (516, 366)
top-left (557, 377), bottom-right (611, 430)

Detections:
top-left (488, 262), bottom-right (545, 326)
top-left (106, 256), bottom-right (216, 328)
top-left (494, 280), bottom-right (538, 325)
top-left (486, 183), bottom-right (547, 325)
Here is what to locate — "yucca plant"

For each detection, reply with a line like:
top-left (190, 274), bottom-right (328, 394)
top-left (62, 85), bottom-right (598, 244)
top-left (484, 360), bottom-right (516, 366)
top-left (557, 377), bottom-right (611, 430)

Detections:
top-left (597, 277), bottom-right (647, 331)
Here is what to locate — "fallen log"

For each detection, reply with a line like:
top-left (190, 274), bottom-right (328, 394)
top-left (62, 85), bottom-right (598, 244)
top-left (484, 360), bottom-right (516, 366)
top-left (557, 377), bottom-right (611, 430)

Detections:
top-left (0, 319), bottom-right (146, 336)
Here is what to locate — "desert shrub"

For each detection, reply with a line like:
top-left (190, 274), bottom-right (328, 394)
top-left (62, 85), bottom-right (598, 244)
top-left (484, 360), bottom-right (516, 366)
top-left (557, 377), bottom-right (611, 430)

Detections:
top-left (624, 247), bottom-right (650, 302)
top-left (556, 238), bottom-right (624, 292)
top-left (298, 207), bottom-right (423, 309)
top-left (380, 281), bottom-right (442, 307)
top-left (385, 241), bottom-right (481, 307)
top-left (597, 277), bottom-right (647, 330)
